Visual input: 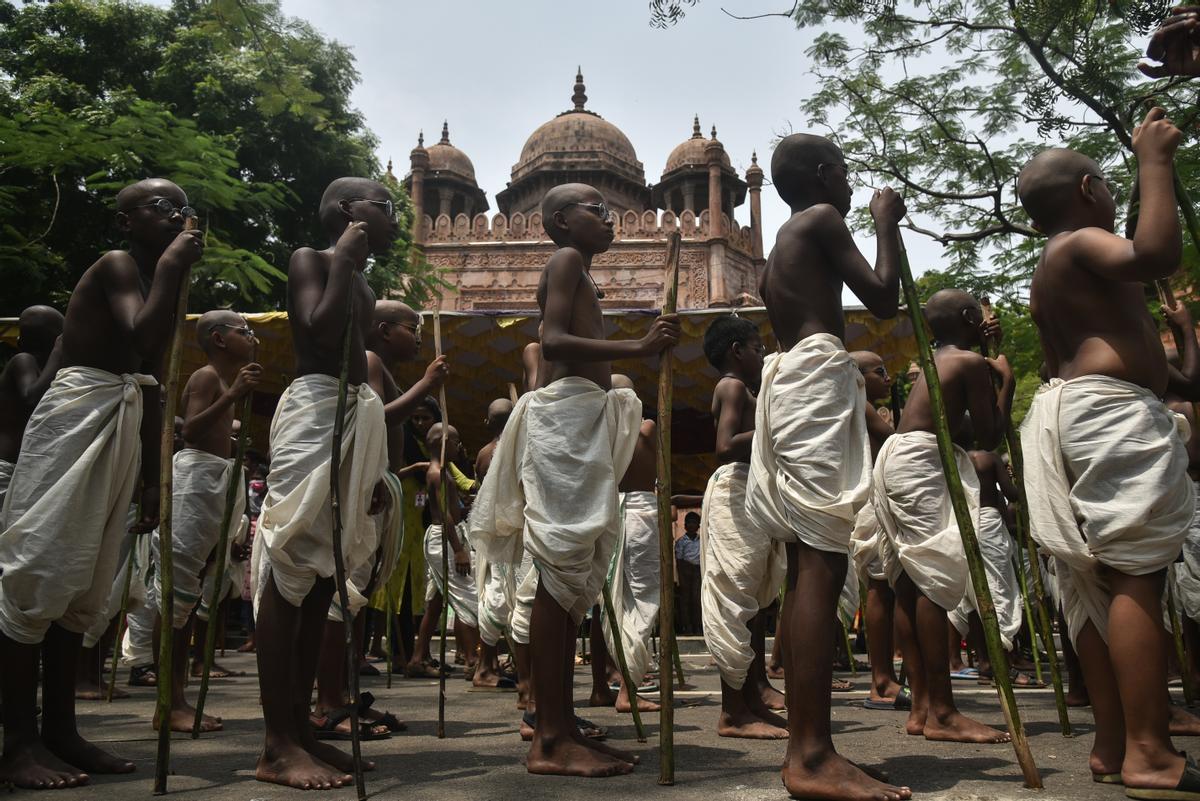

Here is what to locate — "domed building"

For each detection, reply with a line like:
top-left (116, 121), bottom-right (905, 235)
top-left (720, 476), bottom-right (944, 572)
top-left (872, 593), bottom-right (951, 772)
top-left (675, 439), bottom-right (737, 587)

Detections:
top-left (403, 70), bottom-right (765, 311)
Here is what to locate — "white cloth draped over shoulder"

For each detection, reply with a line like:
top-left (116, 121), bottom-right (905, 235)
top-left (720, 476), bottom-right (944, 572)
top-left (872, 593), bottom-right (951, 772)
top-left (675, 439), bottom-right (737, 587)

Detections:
top-left (1022, 376), bottom-right (1194, 645)
top-left (948, 506), bottom-right (1023, 650)
top-left (873, 431), bottom-right (981, 613)
top-left (745, 334), bottom-right (871, 552)
top-left (0, 367), bottom-right (153, 644)
top-left (252, 375), bottom-right (387, 616)
top-left (701, 462), bottom-right (786, 689)
top-left (603, 490), bottom-right (661, 685)
top-left (470, 376), bottom-right (641, 624)
top-left (149, 448), bottom-right (246, 629)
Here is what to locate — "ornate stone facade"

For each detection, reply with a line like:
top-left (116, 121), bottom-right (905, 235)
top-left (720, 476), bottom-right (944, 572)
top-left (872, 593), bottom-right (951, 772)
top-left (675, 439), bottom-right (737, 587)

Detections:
top-left (400, 70), bottom-right (765, 311)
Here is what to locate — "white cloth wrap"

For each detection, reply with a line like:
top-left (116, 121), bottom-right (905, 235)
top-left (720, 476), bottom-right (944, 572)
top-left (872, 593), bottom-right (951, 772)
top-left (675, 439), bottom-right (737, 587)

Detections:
top-left (475, 551), bottom-right (514, 647)
top-left (839, 560), bottom-right (861, 628)
top-left (700, 462), bottom-right (786, 689)
top-left (328, 471), bottom-right (403, 623)
top-left (746, 334), bottom-right (871, 552)
top-left (948, 507), bottom-right (1023, 651)
top-left (120, 528), bottom-right (155, 667)
top-left (0, 459), bottom-right (13, 508)
top-left (1021, 375), bottom-right (1194, 646)
top-left (424, 522), bottom-right (478, 628)
top-left (873, 431), bottom-right (981, 612)
top-left (508, 549), bottom-right (536, 645)
top-left (82, 505), bottom-right (141, 648)
top-left (197, 506), bottom-right (251, 624)
top-left (252, 375), bottom-right (387, 615)
top-left (0, 367), bottom-right (152, 644)
top-left (147, 449), bottom-right (246, 629)
top-left (470, 376), bottom-right (641, 623)
top-left (850, 498), bottom-right (888, 583)
top-left (602, 490), bottom-right (661, 685)
top-left (1175, 483), bottom-right (1200, 623)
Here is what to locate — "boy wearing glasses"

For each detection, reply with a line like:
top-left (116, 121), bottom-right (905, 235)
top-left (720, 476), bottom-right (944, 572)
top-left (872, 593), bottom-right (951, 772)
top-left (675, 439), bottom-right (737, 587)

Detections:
top-left (148, 310), bottom-right (261, 734)
top-left (251, 177), bottom-right (390, 790)
top-left (744, 134), bottom-right (911, 801)
top-left (0, 178), bottom-right (202, 788)
top-left (471, 183), bottom-right (679, 777)
top-left (697, 314), bottom-right (789, 740)
top-left (1019, 108), bottom-right (1200, 795)
top-left (873, 288), bottom-right (1013, 748)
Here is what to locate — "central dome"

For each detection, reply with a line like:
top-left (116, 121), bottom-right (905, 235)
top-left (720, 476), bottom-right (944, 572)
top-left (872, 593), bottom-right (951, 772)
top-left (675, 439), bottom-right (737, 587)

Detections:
top-left (426, 122), bottom-right (476, 182)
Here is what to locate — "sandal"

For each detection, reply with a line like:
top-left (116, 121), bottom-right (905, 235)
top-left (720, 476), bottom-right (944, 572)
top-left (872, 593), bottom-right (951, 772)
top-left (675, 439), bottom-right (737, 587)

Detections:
top-left (405, 660), bottom-right (449, 679)
top-left (128, 665), bottom-right (157, 687)
top-left (831, 677), bottom-right (854, 692)
top-left (356, 692), bottom-right (406, 732)
top-left (519, 711), bottom-right (608, 741)
top-left (1126, 752), bottom-right (1200, 799)
top-left (311, 707), bottom-right (391, 741)
top-left (978, 668), bottom-right (1045, 689)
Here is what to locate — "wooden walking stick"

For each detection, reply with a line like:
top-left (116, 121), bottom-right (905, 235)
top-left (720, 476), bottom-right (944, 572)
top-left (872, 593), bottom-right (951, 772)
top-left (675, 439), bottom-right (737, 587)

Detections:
top-left (602, 542), bottom-right (647, 742)
top-left (655, 232), bottom-right (682, 785)
top-left (671, 638), bottom-right (687, 688)
top-left (330, 286), bottom-right (366, 800)
top-left (192, 341), bottom-right (255, 737)
top-left (434, 307), bottom-right (451, 740)
top-left (979, 298), bottom-right (1072, 736)
top-left (1012, 552), bottom-right (1043, 684)
top-left (107, 529), bottom-right (138, 703)
top-left (898, 236), bottom-right (1042, 788)
top-left (153, 217), bottom-right (195, 795)
top-left (385, 591), bottom-right (395, 690)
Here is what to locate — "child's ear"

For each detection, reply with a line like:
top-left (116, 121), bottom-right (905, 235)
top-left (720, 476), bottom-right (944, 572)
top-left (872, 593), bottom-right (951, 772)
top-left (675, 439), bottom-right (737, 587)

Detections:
top-left (115, 211), bottom-right (131, 234)
top-left (339, 199), bottom-right (354, 219)
top-left (1079, 174), bottom-right (1096, 205)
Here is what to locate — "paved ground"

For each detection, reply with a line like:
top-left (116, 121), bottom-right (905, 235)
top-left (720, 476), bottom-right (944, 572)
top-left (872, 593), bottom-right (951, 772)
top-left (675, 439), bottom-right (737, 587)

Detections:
top-left (57, 642), bottom-right (1185, 800)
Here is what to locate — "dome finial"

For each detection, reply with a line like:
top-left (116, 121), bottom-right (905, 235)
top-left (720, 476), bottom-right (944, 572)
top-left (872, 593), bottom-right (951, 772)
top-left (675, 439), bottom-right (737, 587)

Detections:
top-left (572, 68), bottom-right (587, 111)
top-left (711, 125), bottom-right (718, 140)
top-left (692, 114), bottom-right (702, 138)
top-left (440, 121), bottom-right (450, 145)
top-left (751, 150), bottom-right (758, 164)
top-left (417, 129), bottom-right (424, 147)
top-left (386, 158), bottom-right (394, 176)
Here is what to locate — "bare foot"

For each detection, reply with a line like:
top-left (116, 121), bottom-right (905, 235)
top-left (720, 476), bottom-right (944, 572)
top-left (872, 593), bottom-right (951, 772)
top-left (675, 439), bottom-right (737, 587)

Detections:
top-left (0, 742), bottom-right (88, 789)
top-left (574, 729), bottom-right (639, 764)
top-left (191, 661), bottom-right (241, 679)
top-left (782, 751), bottom-right (911, 801)
top-left (869, 681), bottom-right (904, 704)
top-left (904, 709), bottom-right (926, 736)
top-left (718, 709), bottom-right (787, 739)
top-left (588, 686), bottom-right (617, 707)
top-left (758, 683), bottom-right (787, 711)
top-left (303, 733), bottom-right (378, 773)
top-left (615, 691), bottom-right (661, 713)
top-left (154, 703), bottom-right (222, 733)
top-left (526, 734), bottom-right (634, 777)
top-left (73, 681), bottom-right (112, 701)
top-left (256, 745), bottom-right (352, 790)
top-left (1065, 689), bottom-right (1090, 707)
top-left (1169, 704), bottom-right (1200, 736)
top-left (42, 731), bottom-right (135, 774)
top-left (767, 664), bottom-right (785, 680)
top-left (923, 712), bottom-right (1011, 744)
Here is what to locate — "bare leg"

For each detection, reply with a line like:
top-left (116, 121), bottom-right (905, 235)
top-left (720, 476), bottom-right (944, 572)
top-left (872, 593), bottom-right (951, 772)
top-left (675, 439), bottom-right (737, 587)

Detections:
top-left (474, 639), bottom-right (503, 687)
top-left (514, 641), bottom-right (533, 710)
top-left (1074, 619), bottom-right (1125, 777)
top-left (406, 592), bottom-right (442, 674)
top-left (1184, 616), bottom-right (1200, 696)
top-left (312, 619), bottom-right (387, 743)
top-left (749, 609), bottom-right (787, 710)
top-left (717, 676), bottom-right (786, 739)
top-left (255, 574), bottom-right (352, 789)
top-left (526, 580), bottom-right (632, 777)
top-left (768, 616), bottom-right (785, 679)
top-left (894, 575), bottom-right (927, 735)
top-left (152, 615), bottom-right (221, 733)
top-left (780, 542), bottom-right (910, 801)
top-left (614, 676), bottom-right (661, 713)
top-left (588, 606), bottom-right (616, 706)
top-left (866, 580), bottom-right (903, 702)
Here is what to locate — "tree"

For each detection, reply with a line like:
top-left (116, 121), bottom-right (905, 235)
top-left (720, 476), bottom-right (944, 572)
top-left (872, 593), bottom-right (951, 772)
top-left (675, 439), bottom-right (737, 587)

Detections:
top-left (0, 0), bottom-right (434, 315)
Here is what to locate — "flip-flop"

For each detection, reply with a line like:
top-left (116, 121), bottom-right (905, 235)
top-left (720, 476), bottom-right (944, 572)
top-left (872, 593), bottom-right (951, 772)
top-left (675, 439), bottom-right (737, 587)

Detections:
top-left (519, 711), bottom-right (607, 740)
top-left (950, 667), bottom-right (979, 681)
top-left (468, 677), bottom-right (518, 693)
top-left (311, 708), bottom-right (391, 741)
top-left (978, 669), bottom-right (1045, 689)
top-left (863, 698), bottom-right (898, 710)
top-left (1093, 773), bottom-right (1123, 785)
top-left (831, 678), bottom-right (854, 692)
top-left (1125, 752), bottom-right (1200, 799)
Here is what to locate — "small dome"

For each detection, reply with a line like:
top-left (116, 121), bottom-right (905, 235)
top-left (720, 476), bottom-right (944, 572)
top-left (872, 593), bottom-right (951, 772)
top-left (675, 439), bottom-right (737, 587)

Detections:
top-left (426, 122), bottom-right (477, 182)
top-left (664, 116), bottom-right (730, 174)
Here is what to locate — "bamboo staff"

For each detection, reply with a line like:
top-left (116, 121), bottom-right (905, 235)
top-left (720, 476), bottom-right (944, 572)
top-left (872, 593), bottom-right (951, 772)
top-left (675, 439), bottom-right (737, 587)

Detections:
top-left (1012, 552), bottom-right (1043, 684)
top-left (153, 218), bottom-right (195, 795)
top-left (841, 618), bottom-right (857, 677)
top-left (897, 236), bottom-right (1041, 788)
top-left (671, 639), bottom-right (687, 688)
top-left (1168, 573), bottom-right (1198, 704)
top-left (434, 308), bottom-right (450, 740)
top-left (385, 592), bottom-right (395, 690)
top-left (602, 554), bottom-right (647, 741)
top-left (107, 529), bottom-right (138, 702)
top-left (979, 298), bottom-right (1071, 736)
top-left (655, 232), bottom-right (682, 785)
top-left (330, 276), bottom-right (366, 800)
top-left (192, 343), bottom-right (255, 737)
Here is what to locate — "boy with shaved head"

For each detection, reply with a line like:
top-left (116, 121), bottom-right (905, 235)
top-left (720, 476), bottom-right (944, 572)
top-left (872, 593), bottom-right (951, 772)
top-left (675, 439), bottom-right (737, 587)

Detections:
top-left (1018, 108), bottom-right (1199, 795)
top-left (0, 178), bottom-right (201, 788)
top-left (471, 182), bottom-right (678, 777)
top-left (874, 288), bottom-right (1014, 748)
top-left (745, 134), bottom-right (911, 800)
top-left (0, 305), bottom-right (63, 504)
top-left (147, 310), bottom-right (260, 733)
top-left (250, 177), bottom-right (390, 789)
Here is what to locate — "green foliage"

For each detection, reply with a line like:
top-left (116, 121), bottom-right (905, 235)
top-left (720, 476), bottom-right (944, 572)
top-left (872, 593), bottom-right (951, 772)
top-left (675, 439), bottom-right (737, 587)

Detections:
top-left (0, 0), bottom-right (433, 315)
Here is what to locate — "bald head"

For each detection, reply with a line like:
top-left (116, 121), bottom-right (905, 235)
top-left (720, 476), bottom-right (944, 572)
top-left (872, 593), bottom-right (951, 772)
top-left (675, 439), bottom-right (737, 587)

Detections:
top-left (318, 177), bottom-right (389, 237)
top-left (610, 374), bottom-right (635, 391)
top-left (772, 134), bottom-right (844, 207)
top-left (924, 288), bottom-right (980, 342)
top-left (116, 178), bottom-right (186, 212)
top-left (1017, 148), bottom-right (1100, 231)
top-left (486, 398), bottom-right (514, 434)
top-left (18, 304), bottom-right (63, 353)
top-left (196, 310), bottom-right (247, 354)
top-left (541, 183), bottom-right (602, 245)
top-left (374, 299), bottom-right (418, 327)
top-left (850, 350), bottom-right (883, 371)
top-left (427, 422), bottom-right (459, 453)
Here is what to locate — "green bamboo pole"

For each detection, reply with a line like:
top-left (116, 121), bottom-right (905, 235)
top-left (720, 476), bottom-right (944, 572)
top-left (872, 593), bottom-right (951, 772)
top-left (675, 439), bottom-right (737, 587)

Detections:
top-left (192, 357), bottom-right (254, 737)
top-left (1012, 553), bottom-right (1043, 684)
top-left (655, 232), bottom-right (682, 786)
top-left (898, 236), bottom-right (1042, 788)
top-left (434, 308), bottom-right (450, 740)
top-left (601, 573), bottom-right (647, 741)
top-left (1168, 572), bottom-right (1197, 705)
top-left (330, 285), bottom-right (366, 800)
top-left (153, 223), bottom-right (193, 795)
top-left (107, 530), bottom-right (138, 703)
top-left (841, 618), bottom-right (857, 677)
top-left (979, 299), bottom-right (1071, 736)
top-left (385, 591), bottom-right (395, 691)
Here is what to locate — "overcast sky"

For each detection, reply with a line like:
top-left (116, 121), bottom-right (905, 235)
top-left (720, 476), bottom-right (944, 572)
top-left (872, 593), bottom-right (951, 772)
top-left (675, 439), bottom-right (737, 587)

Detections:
top-left (192, 0), bottom-right (949, 297)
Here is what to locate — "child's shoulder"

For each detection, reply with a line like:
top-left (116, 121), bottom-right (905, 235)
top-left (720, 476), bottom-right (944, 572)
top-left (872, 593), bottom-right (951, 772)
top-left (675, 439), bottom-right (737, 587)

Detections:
top-left (288, 245), bottom-right (330, 275)
top-left (713, 374), bottom-right (748, 396)
top-left (544, 245), bottom-right (585, 271)
top-left (183, 363), bottom-right (221, 390)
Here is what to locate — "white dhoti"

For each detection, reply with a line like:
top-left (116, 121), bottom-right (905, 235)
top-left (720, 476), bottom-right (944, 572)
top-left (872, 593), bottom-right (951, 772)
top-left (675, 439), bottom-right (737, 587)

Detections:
top-left (1021, 375), bottom-right (1194, 646)
top-left (1175, 483), bottom-right (1200, 623)
top-left (948, 506), bottom-right (1024, 650)
top-left (603, 490), bottom-right (662, 684)
top-left (746, 334), bottom-right (871, 554)
top-left (197, 513), bottom-right (250, 623)
top-left (471, 376), bottom-right (640, 624)
top-left (425, 522), bottom-right (478, 628)
top-left (0, 367), bottom-right (152, 644)
top-left (701, 462), bottom-right (786, 689)
top-left (0, 459), bottom-right (13, 507)
top-left (149, 449), bottom-right (246, 629)
top-left (121, 530), bottom-right (155, 667)
top-left (251, 375), bottom-right (387, 615)
top-left (850, 499), bottom-right (889, 584)
top-left (873, 431), bottom-right (981, 613)
top-left (508, 550), bottom-right (536, 645)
